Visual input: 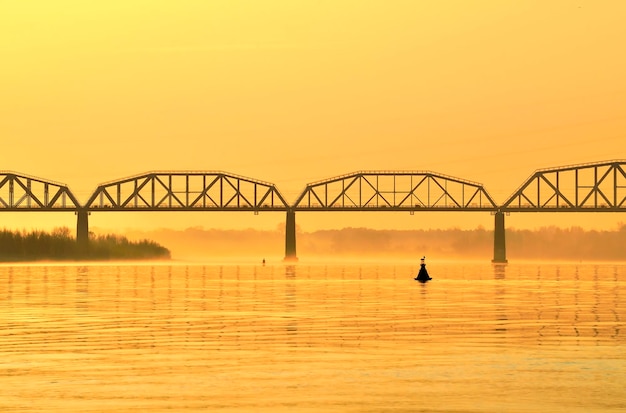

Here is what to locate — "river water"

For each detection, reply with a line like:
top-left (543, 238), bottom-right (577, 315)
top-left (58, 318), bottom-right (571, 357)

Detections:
top-left (1, 260), bottom-right (624, 412)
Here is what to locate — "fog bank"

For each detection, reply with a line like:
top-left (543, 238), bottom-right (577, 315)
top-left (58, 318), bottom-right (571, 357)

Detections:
top-left (119, 224), bottom-right (626, 262)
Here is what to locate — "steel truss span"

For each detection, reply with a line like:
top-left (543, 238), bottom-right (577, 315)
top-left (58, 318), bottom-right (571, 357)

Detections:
top-left (0, 172), bottom-right (80, 211)
top-left (84, 171), bottom-right (289, 211)
top-left (502, 160), bottom-right (626, 212)
top-left (293, 171), bottom-right (498, 211)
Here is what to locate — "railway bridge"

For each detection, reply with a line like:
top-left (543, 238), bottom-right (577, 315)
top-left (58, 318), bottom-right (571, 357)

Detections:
top-left (1, 159), bottom-right (624, 262)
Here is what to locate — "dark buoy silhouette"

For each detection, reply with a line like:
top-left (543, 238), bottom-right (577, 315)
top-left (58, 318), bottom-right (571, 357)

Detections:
top-left (414, 256), bottom-right (432, 282)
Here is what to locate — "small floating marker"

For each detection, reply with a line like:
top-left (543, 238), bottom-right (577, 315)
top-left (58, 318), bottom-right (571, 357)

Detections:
top-left (414, 256), bottom-right (432, 282)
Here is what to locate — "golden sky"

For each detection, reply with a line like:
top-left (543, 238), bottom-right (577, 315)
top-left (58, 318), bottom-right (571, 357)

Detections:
top-left (1, 1), bottom-right (625, 233)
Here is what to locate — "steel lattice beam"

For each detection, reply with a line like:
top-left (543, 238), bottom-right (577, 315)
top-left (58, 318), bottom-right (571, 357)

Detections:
top-left (292, 171), bottom-right (498, 211)
top-left (84, 171), bottom-right (289, 211)
top-left (501, 160), bottom-right (626, 211)
top-left (0, 172), bottom-right (80, 211)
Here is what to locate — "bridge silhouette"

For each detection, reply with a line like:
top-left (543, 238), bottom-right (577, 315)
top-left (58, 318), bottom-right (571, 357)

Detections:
top-left (1, 159), bottom-right (624, 262)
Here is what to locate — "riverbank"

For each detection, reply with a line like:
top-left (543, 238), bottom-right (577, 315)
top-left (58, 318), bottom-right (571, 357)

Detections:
top-left (0, 228), bottom-right (170, 261)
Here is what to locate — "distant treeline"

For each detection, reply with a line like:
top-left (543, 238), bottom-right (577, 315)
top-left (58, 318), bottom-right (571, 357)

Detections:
top-left (302, 225), bottom-right (626, 260)
top-left (0, 227), bottom-right (170, 261)
top-left (125, 224), bottom-right (626, 261)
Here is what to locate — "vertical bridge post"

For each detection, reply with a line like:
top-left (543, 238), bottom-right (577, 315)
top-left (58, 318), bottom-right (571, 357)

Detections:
top-left (492, 210), bottom-right (507, 263)
top-left (284, 208), bottom-right (298, 262)
top-left (76, 208), bottom-right (89, 249)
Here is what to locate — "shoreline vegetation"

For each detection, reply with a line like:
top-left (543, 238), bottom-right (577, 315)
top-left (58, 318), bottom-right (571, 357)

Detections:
top-left (2, 224), bottom-right (624, 262)
top-left (0, 228), bottom-right (170, 262)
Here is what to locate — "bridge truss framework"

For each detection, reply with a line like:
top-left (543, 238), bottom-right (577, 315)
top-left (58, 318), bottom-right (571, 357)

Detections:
top-left (502, 160), bottom-right (626, 212)
top-left (0, 172), bottom-right (80, 211)
top-left (293, 171), bottom-right (498, 211)
top-left (1, 160), bottom-right (624, 262)
top-left (84, 171), bottom-right (289, 211)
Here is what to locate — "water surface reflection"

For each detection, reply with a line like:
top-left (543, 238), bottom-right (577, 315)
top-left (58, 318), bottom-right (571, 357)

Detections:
top-left (1, 262), bottom-right (624, 412)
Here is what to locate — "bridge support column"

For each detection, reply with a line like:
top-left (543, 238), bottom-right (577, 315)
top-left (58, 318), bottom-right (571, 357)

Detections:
top-left (76, 209), bottom-right (89, 249)
top-left (284, 209), bottom-right (298, 262)
top-left (492, 211), bottom-right (507, 263)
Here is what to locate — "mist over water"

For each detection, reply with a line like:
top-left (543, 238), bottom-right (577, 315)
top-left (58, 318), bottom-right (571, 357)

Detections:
top-left (1, 260), bottom-right (624, 412)
top-left (123, 224), bottom-right (626, 262)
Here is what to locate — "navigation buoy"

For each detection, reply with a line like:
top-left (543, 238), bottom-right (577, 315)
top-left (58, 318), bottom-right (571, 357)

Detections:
top-left (414, 256), bottom-right (432, 282)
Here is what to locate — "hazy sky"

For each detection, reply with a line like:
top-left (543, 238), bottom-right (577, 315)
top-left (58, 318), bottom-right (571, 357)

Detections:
top-left (1, 1), bottom-right (625, 233)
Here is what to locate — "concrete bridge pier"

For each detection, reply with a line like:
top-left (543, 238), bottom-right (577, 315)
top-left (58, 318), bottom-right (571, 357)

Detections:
top-left (492, 210), bottom-right (508, 263)
top-left (76, 209), bottom-right (89, 248)
top-left (284, 209), bottom-right (298, 262)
